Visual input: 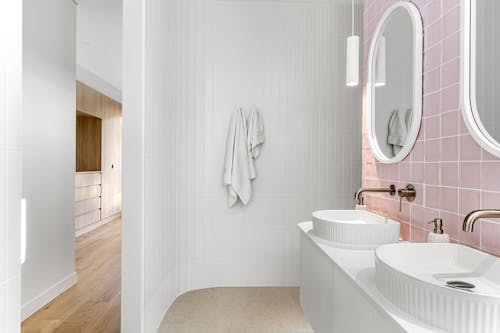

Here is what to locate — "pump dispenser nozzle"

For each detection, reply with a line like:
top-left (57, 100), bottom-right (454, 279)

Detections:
top-left (428, 218), bottom-right (444, 234)
top-left (427, 218), bottom-right (449, 243)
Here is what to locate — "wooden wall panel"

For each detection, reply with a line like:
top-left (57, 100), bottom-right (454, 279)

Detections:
top-left (76, 114), bottom-right (102, 172)
top-left (77, 81), bottom-right (122, 119)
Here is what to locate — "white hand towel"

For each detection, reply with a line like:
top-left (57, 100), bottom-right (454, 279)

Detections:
top-left (404, 108), bottom-right (413, 130)
top-left (387, 109), bottom-right (408, 156)
top-left (247, 109), bottom-right (265, 179)
top-left (223, 108), bottom-right (253, 207)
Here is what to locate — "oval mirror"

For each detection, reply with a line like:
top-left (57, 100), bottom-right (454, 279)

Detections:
top-left (463, 0), bottom-right (500, 157)
top-left (367, 3), bottom-right (423, 164)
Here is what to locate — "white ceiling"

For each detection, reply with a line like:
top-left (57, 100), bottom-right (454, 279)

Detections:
top-left (76, 0), bottom-right (122, 101)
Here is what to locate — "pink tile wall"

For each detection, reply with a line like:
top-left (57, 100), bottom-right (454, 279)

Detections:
top-left (362, 0), bottom-right (500, 256)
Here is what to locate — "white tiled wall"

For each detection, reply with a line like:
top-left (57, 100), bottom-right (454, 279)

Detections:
top-left (0, 1), bottom-right (22, 331)
top-left (124, 0), bottom-right (362, 331)
top-left (198, 0), bottom-right (362, 286)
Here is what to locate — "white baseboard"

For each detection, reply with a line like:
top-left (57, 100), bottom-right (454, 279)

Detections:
top-left (21, 272), bottom-right (78, 321)
top-left (75, 213), bottom-right (121, 237)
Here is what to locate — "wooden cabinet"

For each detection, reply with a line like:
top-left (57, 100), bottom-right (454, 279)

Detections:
top-left (74, 82), bottom-right (122, 236)
top-left (75, 172), bottom-right (102, 235)
top-left (75, 197), bottom-right (100, 216)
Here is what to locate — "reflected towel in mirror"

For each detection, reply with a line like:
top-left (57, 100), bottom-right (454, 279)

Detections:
top-left (387, 109), bottom-right (409, 156)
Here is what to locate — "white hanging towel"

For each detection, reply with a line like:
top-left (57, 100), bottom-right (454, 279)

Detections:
top-left (247, 108), bottom-right (265, 179)
top-left (387, 109), bottom-right (409, 156)
top-left (224, 108), bottom-right (253, 207)
top-left (404, 108), bottom-right (413, 130)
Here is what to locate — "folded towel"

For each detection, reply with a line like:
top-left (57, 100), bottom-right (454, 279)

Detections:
top-left (387, 109), bottom-right (408, 156)
top-left (247, 108), bottom-right (265, 179)
top-left (224, 108), bottom-right (253, 207)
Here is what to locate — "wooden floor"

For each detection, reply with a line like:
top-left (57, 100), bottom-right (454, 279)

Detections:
top-left (22, 218), bottom-right (122, 333)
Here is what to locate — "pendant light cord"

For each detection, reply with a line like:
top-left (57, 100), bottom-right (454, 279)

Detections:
top-left (351, 0), bottom-right (354, 36)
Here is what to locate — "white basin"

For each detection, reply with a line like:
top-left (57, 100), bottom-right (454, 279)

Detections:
top-left (311, 210), bottom-right (400, 249)
top-left (375, 243), bottom-right (500, 333)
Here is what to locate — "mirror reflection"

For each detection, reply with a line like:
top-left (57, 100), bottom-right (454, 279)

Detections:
top-left (367, 3), bottom-right (422, 164)
top-left (475, 0), bottom-right (500, 144)
top-left (373, 7), bottom-right (414, 158)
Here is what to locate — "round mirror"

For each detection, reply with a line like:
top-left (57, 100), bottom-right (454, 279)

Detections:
top-left (367, 3), bottom-right (423, 164)
top-left (463, 0), bottom-right (500, 157)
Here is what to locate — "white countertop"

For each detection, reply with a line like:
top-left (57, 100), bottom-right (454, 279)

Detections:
top-left (298, 221), bottom-right (446, 333)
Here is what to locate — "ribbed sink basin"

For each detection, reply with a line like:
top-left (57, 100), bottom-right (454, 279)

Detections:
top-left (375, 243), bottom-right (500, 333)
top-left (311, 210), bottom-right (400, 249)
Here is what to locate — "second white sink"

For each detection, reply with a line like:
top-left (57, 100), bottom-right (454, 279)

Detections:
top-left (311, 210), bottom-right (400, 249)
top-left (376, 243), bottom-right (500, 333)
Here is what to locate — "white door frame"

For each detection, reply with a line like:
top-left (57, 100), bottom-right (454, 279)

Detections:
top-left (121, 0), bottom-right (146, 331)
top-left (0, 0), bottom-right (23, 331)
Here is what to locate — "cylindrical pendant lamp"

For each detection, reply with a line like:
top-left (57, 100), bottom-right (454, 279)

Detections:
top-left (375, 36), bottom-right (386, 87)
top-left (346, 0), bottom-right (359, 87)
top-left (346, 36), bottom-right (360, 86)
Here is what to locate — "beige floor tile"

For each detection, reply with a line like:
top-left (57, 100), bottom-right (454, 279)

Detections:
top-left (158, 287), bottom-right (313, 333)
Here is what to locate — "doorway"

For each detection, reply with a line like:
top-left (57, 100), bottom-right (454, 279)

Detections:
top-left (19, 0), bottom-right (123, 331)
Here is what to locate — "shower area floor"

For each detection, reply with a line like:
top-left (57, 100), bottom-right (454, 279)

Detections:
top-left (158, 287), bottom-right (313, 333)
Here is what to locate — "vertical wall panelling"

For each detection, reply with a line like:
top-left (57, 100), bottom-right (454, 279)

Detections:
top-left (0, 0), bottom-right (22, 331)
top-left (21, 0), bottom-right (77, 321)
top-left (123, 0), bottom-right (362, 331)
top-left (362, 0), bottom-right (500, 256)
top-left (199, 0), bottom-right (363, 288)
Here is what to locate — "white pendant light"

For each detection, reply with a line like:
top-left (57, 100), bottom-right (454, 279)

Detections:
top-left (375, 36), bottom-right (386, 87)
top-left (346, 0), bottom-right (359, 87)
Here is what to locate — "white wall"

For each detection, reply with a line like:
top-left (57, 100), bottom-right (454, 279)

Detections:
top-left (123, 0), bottom-right (362, 331)
top-left (0, 1), bottom-right (22, 331)
top-left (188, 0), bottom-right (363, 288)
top-left (21, 0), bottom-right (77, 320)
top-left (77, 0), bottom-right (122, 101)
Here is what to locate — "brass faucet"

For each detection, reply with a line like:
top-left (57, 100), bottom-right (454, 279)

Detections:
top-left (463, 210), bottom-right (500, 232)
top-left (354, 185), bottom-right (396, 205)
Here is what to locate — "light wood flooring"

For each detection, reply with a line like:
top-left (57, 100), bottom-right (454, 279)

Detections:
top-left (21, 218), bottom-right (121, 333)
top-left (158, 287), bottom-right (313, 333)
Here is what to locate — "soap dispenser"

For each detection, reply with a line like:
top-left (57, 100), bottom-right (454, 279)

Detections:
top-left (355, 204), bottom-right (368, 211)
top-left (427, 218), bottom-right (450, 243)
